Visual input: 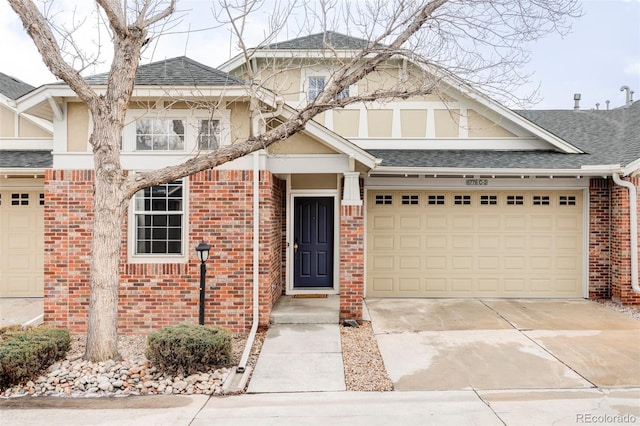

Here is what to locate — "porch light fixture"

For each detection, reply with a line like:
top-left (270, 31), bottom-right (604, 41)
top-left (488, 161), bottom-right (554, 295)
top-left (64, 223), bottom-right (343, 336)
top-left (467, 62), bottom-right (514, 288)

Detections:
top-left (195, 241), bottom-right (211, 325)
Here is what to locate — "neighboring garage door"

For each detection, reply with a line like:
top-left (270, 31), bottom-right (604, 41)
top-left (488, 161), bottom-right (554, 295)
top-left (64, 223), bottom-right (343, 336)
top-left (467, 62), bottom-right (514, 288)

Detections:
top-left (367, 190), bottom-right (584, 298)
top-left (0, 190), bottom-right (45, 297)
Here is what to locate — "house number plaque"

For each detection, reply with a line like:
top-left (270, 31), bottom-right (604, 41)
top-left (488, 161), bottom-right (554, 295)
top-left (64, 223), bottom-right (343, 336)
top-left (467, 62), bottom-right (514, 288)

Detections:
top-left (465, 179), bottom-right (489, 186)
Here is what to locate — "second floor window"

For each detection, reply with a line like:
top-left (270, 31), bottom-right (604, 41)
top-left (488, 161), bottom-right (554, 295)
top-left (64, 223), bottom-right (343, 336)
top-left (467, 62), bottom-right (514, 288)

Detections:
top-left (308, 76), bottom-right (325, 101)
top-left (136, 119), bottom-right (185, 151)
top-left (198, 119), bottom-right (221, 150)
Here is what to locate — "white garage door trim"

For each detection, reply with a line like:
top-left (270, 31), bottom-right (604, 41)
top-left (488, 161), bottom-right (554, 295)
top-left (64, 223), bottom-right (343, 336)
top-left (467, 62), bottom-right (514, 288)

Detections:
top-left (365, 188), bottom-right (588, 298)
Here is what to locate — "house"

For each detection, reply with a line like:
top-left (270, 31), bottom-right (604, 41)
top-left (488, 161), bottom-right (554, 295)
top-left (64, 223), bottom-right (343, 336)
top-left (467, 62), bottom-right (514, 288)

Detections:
top-left (0, 72), bottom-right (52, 299)
top-left (1, 32), bottom-right (638, 335)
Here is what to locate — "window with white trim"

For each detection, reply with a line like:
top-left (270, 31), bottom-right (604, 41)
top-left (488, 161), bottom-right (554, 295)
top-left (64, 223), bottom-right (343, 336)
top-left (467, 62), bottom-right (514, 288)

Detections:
top-left (136, 119), bottom-right (185, 151)
top-left (308, 76), bottom-right (325, 101)
top-left (307, 76), bottom-right (350, 101)
top-left (133, 180), bottom-right (185, 256)
top-left (198, 119), bottom-right (221, 150)
top-left (122, 109), bottom-right (230, 153)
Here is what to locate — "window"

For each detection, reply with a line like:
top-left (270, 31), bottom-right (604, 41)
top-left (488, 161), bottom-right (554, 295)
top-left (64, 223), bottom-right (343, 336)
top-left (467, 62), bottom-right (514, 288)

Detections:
top-left (375, 194), bottom-right (393, 205)
top-left (454, 195), bottom-right (471, 205)
top-left (507, 195), bottom-right (524, 205)
top-left (559, 195), bottom-right (577, 206)
top-left (401, 195), bottom-right (419, 205)
top-left (336, 86), bottom-right (350, 100)
top-left (308, 76), bottom-right (350, 101)
top-left (308, 77), bottom-right (325, 101)
top-left (133, 180), bottom-right (184, 255)
top-left (480, 195), bottom-right (498, 205)
top-left (39, 193), bottom-right (45, 206)
top-left (136, 119), bottom-right (185, 151)
top-left (427, 195), bottom-right (446, 205)
top-left (11, 193), bottom-right (29, 206)
top-left (198, 119), bottom-right (220, 150)
top-left (533, 195), bottom-right (550, 206)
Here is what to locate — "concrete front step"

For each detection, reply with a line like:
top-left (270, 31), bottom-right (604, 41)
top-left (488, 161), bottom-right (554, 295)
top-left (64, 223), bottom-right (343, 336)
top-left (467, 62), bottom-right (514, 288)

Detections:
top-left (270, 295), bottom-right (340, 324)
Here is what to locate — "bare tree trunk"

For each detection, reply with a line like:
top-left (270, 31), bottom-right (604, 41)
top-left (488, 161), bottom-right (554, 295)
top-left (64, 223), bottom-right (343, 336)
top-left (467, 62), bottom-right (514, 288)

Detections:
top-left (85, 176), bottom-right (126, 361)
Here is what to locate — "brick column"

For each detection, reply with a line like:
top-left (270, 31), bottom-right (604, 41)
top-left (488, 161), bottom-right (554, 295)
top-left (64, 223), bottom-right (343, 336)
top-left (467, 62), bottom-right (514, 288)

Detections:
top-left (589, 178), bottom-right (611, 299)
top-left (340, 204), bottom-right (364, 321)
top-left (611, 176), bottom-right (640, 305)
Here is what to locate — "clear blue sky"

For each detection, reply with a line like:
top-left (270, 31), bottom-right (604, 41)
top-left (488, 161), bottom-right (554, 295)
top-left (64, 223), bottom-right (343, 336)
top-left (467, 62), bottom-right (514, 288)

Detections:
top-left (1, 0), bottom-right (638, 110)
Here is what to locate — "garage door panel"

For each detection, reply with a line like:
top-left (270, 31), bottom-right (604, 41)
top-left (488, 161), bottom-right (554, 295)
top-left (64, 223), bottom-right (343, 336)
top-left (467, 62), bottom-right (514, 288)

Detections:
top-left (399, 234), bottom-right (421, 249)
top-left (452, 235), bottom-right (473, 249)
top-left (371, 234), bottom-right (394, 250)
top-left (1, 190), bottom-right (45, 297)
top-left (367, 189), bottom-right (583, 298)
top-left (399, 215), bottom-right (421, 230)
top-left (426, 235), bottom-right (447, 248)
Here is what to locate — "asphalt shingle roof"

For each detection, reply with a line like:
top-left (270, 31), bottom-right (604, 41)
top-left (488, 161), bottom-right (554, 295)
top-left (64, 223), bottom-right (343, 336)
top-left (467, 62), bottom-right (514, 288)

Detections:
top-left (0, 151), bottom-right (52, 168)
top-left (84, 57), bottom-right (245, 86)
top-left (0, 72), bottom-right (36, 100)
top-left (265, 31), bottom-right (376, 50)
top-left (369, 101), bottom-right (640, 170)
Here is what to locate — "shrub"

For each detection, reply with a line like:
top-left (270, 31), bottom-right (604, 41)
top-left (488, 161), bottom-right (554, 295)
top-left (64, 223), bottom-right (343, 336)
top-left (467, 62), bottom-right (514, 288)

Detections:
top-left (146, 324), bottom-right (232, 375)
top-left (0, 326), bottom-right (71, 389)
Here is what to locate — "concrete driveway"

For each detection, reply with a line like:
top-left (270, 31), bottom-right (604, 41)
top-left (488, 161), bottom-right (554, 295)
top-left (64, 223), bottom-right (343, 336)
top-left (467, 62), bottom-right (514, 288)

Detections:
top-left (366, 299), bottom-right (640, 391)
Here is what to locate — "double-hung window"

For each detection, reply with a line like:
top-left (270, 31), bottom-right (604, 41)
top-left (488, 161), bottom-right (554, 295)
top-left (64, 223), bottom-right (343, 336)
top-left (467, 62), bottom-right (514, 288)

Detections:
top-left (308, 76), bottom-right (325, 101)
top-left (198, 119), bottom-right (221, 150)
top-left (136, 118), bottom-right (185, 150)
top-left (133, 179), bottom-right (185, 258)
top-left (307, 76), bottom-right (350, 101)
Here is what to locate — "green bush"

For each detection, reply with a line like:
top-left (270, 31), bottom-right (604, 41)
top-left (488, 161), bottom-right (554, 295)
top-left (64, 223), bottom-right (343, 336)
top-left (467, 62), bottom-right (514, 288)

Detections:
top-left (146, 324), bottom-right (232, 375)
top-left (0, 326), bottom-right (71, 389)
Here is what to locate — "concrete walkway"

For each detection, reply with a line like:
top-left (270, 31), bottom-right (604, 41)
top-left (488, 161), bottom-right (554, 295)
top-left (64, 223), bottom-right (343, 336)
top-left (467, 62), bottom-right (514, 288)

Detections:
top-left (0, 297), bottom-right (43, 327)
top-left (2, 388), bottom-right (639, 425)
top-left (246, 295), bottom-right (345, 393)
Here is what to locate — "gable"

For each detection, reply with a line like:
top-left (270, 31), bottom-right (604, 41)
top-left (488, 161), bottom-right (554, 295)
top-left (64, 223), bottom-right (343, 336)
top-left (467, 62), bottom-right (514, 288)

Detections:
top-left (268, 131), bottom-right (339, 155)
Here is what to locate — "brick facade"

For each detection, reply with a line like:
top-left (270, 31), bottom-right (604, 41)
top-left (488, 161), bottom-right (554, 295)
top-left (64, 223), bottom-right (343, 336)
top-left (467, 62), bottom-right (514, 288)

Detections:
top-left (44, 169), bottom-right (284, 334)
top-left (610, 176), bottom-right (640, 304)
top-left (589, 178), bottom-right (611, 299)
top-left (339, 204), bottom-right (364, 321)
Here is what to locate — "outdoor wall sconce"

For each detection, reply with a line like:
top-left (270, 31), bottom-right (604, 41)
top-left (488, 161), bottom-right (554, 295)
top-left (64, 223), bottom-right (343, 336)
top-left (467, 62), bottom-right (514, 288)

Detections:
top-left (195, 241), bottom-right (211, 325)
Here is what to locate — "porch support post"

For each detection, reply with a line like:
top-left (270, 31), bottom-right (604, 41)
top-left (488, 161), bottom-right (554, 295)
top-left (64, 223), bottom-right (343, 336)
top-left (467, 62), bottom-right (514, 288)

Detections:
top-left (342, 171), bottom-right (362, 206)
top-left (340, 204), bottom-right (364, 321)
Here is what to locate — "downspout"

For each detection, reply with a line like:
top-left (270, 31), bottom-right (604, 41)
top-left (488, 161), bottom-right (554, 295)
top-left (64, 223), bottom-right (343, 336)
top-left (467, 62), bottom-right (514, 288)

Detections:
top-left (612, 173), bottom-right (640, 293)
top-left (237, 151), bottom-right (261, 373)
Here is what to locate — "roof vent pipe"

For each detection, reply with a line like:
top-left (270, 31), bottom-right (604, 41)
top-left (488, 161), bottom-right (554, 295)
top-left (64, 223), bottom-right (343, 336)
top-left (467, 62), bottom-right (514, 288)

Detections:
top-left (612, 173), bottom-right (639, 294)
top-left (573, 93), bottom-right (581, 111)
top-left (606, 100), bottom-right (610, 110)
top-left (620, 86), bottom-right (634, 107)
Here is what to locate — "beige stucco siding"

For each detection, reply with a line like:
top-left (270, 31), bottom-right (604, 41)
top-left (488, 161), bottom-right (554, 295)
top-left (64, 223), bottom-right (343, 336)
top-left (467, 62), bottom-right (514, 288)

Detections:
top-left (291, 174), bottom-right (338, 189)
top-left (228, 101), bottom-right (251, 143)
top-left (333, 110), bottom-right (360, 137)
top-left (0, 105), bottom-right (15, 137)
top-left (18, 117), bottom-right (50, 138)
top-left (367, 110), bottom-right (393, 138)
top-left (434, 109), bottom-right (460, 137)
top-left (261, 66), bottom-right (302, 102)
top-left (66, 102), bottom-right (90, 152)
top-left (400, 109), bottom-right (427, 138)
top-left (468, 110), bottom-right (516, 137)
top-left (268, 132), bottom-right (338, 155)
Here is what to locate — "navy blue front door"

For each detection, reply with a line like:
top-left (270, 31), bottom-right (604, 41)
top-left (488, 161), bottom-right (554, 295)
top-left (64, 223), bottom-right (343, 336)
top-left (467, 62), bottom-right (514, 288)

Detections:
top-left (293, 197), bottom-right (334, 288)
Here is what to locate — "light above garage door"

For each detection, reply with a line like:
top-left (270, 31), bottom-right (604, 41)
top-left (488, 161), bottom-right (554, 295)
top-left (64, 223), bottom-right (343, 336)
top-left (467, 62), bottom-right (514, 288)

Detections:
top-left (366, 190), bottom-right (584, 298)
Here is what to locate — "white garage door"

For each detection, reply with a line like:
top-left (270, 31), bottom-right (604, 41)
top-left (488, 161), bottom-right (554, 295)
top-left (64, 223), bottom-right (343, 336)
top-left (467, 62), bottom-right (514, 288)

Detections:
top-left (0, 190), bottom-right (45, 297)
top-left (366, 190), bottom-right (584, 298)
